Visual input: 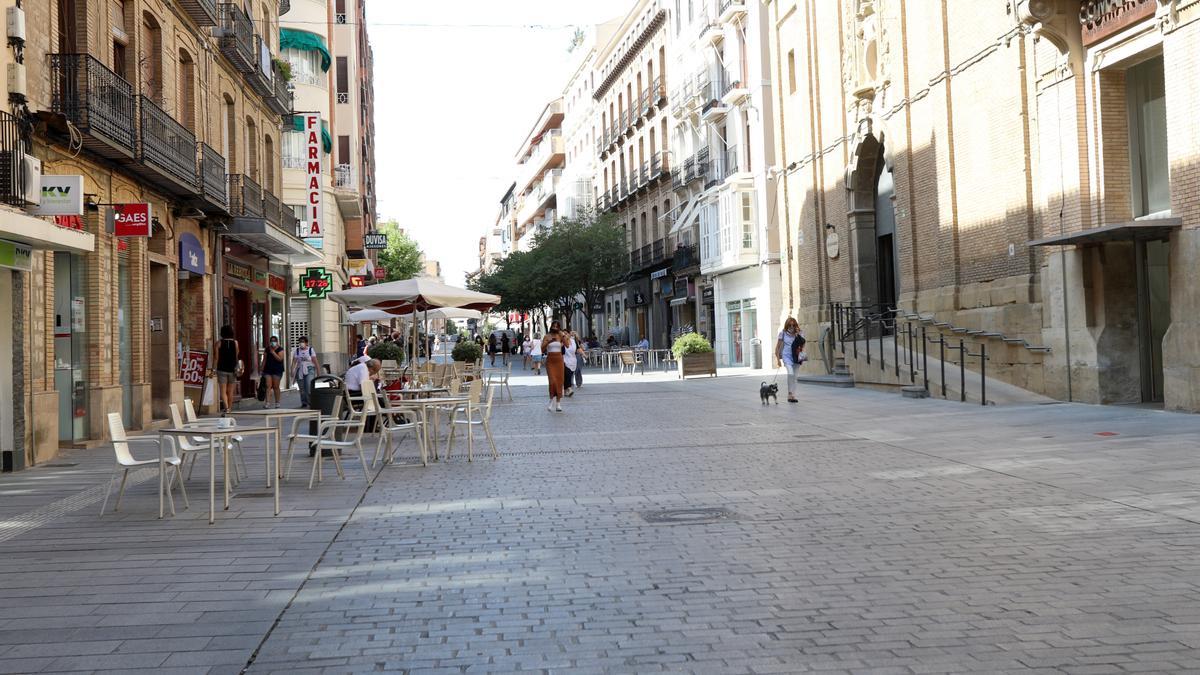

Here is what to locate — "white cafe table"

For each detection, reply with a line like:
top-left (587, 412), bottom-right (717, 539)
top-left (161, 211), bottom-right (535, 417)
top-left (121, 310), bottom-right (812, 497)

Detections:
top-left (231, 409), bottom-right (323, 481)
top-left (400, 396), bottom-right (469, 460)
top-left (157, 425), bottom-right (278, 524)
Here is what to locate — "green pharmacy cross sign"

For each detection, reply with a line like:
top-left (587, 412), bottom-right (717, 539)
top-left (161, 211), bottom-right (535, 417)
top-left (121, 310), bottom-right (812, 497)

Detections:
top-left (299, 267), bottom-right (334, 299)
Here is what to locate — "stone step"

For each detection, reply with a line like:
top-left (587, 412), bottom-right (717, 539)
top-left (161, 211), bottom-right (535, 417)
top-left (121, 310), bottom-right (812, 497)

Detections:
top-left (797, 373), bottom-right (856, 388)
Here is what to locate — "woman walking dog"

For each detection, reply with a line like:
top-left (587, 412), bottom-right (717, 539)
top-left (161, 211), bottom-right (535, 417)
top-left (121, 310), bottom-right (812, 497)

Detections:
top-left (774, 317), bottom-right (806, 404)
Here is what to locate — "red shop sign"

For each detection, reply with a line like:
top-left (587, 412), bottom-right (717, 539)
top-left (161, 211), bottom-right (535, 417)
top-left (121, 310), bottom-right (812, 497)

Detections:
top-left (268, 274), bottom-right (286, 293)
top-left (111, 203), bottom-right (152, 237)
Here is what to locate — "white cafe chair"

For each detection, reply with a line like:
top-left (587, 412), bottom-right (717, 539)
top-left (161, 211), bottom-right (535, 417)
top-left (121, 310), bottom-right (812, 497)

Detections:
top-left (183, 399), bottom-right (246, 480)
top-left (100, 412), bottom-right (188, 516)
top-left (170, 403), bottom-right (239, 488)
top-left (446, 383), bottom-right (499, 462)
top-left (310, 396), bottom-right (372, 488)
top-left (284, 396), bottom-right (343, 480)
top-left (374, 393), bottom-right (427, 468)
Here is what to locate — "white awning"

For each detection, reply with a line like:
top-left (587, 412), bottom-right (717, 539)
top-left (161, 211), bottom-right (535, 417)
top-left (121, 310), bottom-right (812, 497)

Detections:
top-left (0, 210), bottom-right (94, 253)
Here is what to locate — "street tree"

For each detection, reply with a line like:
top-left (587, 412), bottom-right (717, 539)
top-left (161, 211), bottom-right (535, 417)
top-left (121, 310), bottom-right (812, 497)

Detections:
top-left (375, 220), bottom-right (424, 281)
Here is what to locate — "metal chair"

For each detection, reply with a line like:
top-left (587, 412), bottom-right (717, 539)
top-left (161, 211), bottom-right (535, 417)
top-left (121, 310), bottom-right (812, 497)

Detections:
top-left (100, 412), bottom-right (188, 516)
top-left (284, 397), bottom-right (343, 480)
top-left (374, 394), bottom-right (427, 468)
top-left (310, 396), bottom-right (372, 488)
top-left (183, 398), bottom-right (246, 479)
top-left (447, 385), bottom-right (499, 462)
top-left (170, 403), bottom-right (240, 488)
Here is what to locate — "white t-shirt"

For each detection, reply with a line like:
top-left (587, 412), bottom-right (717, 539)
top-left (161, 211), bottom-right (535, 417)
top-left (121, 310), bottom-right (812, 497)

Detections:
top-left (530, 339), bottom-right (542, 356)
top-left (522, 339), bottom-right (532, 355)
top-left (563, 337), bottom-right (578, 370)
top-left (345, 362), bottom-right (373, 392)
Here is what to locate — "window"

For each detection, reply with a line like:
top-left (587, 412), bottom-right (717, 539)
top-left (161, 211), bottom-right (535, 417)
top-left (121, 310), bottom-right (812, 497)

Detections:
top-left (787, 50), bottom-right (797, 94)
top-left (177, 49), bottom-right (195, 132)
top-left (284, 48), bottom-right (322, 86)
top-left (223, 96), bottom-right (236, 173)
top-left (245, 117), bottom-right (258, 181)
top-left (1126, 56), bottom-right (1169, 216)
top-left (336, 56), bottom-right (349, 95)
top-left (281, 130), bottom-right (304, 168)
top-left (264, 135), bottom-right (275, 193)
top-left (740, 190), bottom-right (754, 249)
top-left (338, 135), bottom-right (351, 165)
top-left (141, 11), bottom-right (163, 103)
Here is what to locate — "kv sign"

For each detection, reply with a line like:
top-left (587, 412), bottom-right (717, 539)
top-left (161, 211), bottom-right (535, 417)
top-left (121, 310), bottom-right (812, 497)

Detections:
top-left (108, 203), bottom-right (152, 237)
top-left (302, 114), bottom-right (324, 244)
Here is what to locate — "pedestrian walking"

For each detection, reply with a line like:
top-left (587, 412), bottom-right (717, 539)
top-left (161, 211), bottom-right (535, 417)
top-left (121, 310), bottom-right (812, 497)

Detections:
top-left (355, 334), bottom-right (368, 359)
top-left (522, 335), bottom-right (533, 370)
top-left (263, 335), bottom-right (286, 408)
top-left (488, 333), bottom-right (499, 366)
top-left (501, 333), bottom-right (511, 365)
top-left (774, 317), bottom-right (806, 404)
top-left (213, 325), bottom-right (240, 416)
top-left (562, 330), bottom-right (578, 397)
top-left (530, 333), bottom-right (543, 374)
top-left (293, 336), bottom-right (319, 408)
top-left (572, 331), bottom-right (586, 390)
top-left (542, 326), bottom-right (566, 412)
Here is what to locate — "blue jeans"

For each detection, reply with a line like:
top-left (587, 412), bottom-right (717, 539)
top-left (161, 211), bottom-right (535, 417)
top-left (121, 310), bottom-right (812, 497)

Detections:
top-left (574, 361), bottom-right (583, 387)
top-left (296, 371), bottom-right (315, 407)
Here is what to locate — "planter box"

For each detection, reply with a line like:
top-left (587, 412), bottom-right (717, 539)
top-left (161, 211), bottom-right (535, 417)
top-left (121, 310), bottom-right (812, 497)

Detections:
top-left (678, 351), bottom-right (717, 379)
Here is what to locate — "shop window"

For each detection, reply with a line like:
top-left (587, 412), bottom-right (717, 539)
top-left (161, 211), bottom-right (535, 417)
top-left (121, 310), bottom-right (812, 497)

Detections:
top-left (1126, 55), bottom-right (1169, 217)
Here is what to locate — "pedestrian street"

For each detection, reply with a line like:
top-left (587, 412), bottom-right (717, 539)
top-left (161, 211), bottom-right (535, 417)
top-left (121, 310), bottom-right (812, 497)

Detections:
top-left (3, 368), bottom-right (1200, 673)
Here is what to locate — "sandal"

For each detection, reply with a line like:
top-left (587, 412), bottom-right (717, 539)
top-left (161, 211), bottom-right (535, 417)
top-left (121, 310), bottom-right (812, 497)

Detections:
top-left (787, 397), bottom-right (798, 403)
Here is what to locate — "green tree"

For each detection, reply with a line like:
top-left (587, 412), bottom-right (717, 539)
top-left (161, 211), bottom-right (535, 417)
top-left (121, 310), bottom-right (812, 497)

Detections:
top-left (375, 220), bottom-right (423, 282)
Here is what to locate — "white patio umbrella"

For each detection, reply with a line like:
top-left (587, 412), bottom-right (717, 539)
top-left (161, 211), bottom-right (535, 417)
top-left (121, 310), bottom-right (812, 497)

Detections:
top-left (331, 278), bottom-right (499, 364)
top-left (348, 307), bottom-right (483, 323)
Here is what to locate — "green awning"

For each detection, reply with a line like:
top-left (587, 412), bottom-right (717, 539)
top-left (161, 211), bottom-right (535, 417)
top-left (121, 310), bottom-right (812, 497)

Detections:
top-left (280, 28), bottom-right (331, 72)
top-left (290, 115), bottom-right (333, 154)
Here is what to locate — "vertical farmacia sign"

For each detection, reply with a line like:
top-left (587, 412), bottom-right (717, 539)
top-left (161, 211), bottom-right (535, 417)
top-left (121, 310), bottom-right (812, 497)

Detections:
top-left (303, 114), bottom-right (323, 245)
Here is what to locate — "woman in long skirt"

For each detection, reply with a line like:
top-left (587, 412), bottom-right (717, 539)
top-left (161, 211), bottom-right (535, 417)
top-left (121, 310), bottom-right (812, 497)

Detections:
top-left (542, 327), bottom-right (565, 412)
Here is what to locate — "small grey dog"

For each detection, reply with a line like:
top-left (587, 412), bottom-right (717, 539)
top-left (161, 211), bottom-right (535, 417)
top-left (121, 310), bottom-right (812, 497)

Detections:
top-left (759, 381), bottom-right (778, 405)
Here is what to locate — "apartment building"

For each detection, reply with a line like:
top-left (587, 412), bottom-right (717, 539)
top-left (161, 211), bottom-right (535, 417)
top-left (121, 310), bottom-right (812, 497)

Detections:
top-left (280, 0), bottom-right (377, 368)
top-left (594, 0), bottom-right (673, 347)
top-left (664, 0), bottom-right (778, 367)
top-left (5, 0), bottom-right (314, 468)
top-left (767, 0), bottom-right (1200, 409)
top-left (511, 99), bottom-right (564, 254)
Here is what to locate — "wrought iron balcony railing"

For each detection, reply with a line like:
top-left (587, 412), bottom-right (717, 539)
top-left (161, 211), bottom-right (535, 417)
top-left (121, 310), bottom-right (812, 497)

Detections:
top-left (0, 110), bottom-right (31, 207)
top-left (247, 36), bottom-right (274, 96)
top-left (218, 3), bottom-right (255, 73)
top-left (673, 243), bottom-right (697, 270)
top-left (266, 61), bottom-right (293, 116)
top-left (263, 189), bottom-right (282, 226)
top-left (177, 0), bottom-right (218, 26)
top-left (198, 142), bottom-right (227, 210)
top-left (229, 174), bottom-right (263, 217)
top-left (137, 95), bottom-right (199, 194)
top-left (49, 53), bottom-right (136, 159)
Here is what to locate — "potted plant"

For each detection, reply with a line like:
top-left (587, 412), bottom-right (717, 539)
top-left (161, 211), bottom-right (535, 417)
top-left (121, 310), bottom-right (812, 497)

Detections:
top-left (451, 340), bottom-right (482, 365)
top-left (367, 341), bottom-right (404, 365)
top-left (272, 57), bottom-right (292, 82)
top-left (672, 332), bottom-right (717, 379)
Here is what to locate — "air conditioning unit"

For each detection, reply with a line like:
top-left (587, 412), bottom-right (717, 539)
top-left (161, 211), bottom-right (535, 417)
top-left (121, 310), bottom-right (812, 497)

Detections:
top-left (3, 151), bottom-right (40, 206)
top-left (6, 62), bottom-right (25, 99)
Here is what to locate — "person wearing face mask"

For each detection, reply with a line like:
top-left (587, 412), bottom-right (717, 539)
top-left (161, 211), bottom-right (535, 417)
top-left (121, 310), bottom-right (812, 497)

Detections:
top-left (263, 335), bottom-right (286, 408)
top-left (293, 336), bottom-right (320, 408)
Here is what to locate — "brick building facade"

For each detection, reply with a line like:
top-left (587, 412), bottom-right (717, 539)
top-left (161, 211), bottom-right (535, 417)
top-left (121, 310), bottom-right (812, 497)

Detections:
top-left (768, 0), bottom-right (1200, 409)
top-left (7, 0), bottom-right (309, 468)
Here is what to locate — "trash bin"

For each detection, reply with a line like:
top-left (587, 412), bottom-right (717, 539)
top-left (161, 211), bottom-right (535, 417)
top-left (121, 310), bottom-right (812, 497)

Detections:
top-left (750, 338), bottom-right (763, 370)
top-left (308, 375), bottom-right (344, 454)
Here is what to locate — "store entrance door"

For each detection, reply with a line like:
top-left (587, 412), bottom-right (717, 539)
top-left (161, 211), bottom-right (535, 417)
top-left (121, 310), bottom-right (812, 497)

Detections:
top-left (54, 252), bottom-right (88, 442)
top-left (148, 262), bottom-right (171, 420)
top-left (1136, 240), bottom-right (1170, 403)
top-left (0, 270), bottom-right (12, 458)
top-left (233, 289), bottom-right (253, 398)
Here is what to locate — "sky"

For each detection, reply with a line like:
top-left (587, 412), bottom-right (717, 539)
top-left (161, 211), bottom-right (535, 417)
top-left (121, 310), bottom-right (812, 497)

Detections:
top-left (368, 0), bottom-right (634, 286)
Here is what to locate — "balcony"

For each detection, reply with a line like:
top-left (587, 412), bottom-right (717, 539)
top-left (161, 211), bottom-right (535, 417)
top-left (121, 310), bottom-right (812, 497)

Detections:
top-left (672, 165), bottom-right (686, 191)
top-left (134, 95), bottom-right (199, 195)
top-left (197, 142), bottom-right (228, 213)
top-left (700, 19), bottom-right (723, 45)
top-left (49, 54), bottom-right (136, 160)
top-left (673, 243), bottom-right (698, 270)
top-left (719, 0), bottom-right (747, 23)
top-left (638, 90), bottom-right (652, 120)
top-left (651, 152), bottom-right (669, 180)
top-left (266, 62), bottom-right (293, 116)
top-left (333, 163), bottom-right (363, 217)
top-left (263, 189), bottom-right (282, 226)
top-left (638, 163), bottom-right (649, 189)
top-left (701, 80), bottom-right (729, 122)
top-left (177, 0), bottom-right (218, 26)
top-left (700, 186), bottom-right (758, 275)
top-left (652, 77), bottom-right (666, 106)
top-left (247, 36), bottom-right (274, 96)
top-left (228, 174), bottom-right (263, 218)
top-left (218, 3), bottom-right (255, 73)
top-left (518, 130), bottom-right (564, 193)
top-left (689, 147), bottom-right (711, 184)
top-left (721, 67), bottom-right (750, 106)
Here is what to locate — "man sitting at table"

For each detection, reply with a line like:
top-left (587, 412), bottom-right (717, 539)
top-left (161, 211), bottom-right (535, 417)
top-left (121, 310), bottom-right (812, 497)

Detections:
top-left (635, 337), bottom-right (650, 350)
top-left (346, 357), bottom-right (381, 397)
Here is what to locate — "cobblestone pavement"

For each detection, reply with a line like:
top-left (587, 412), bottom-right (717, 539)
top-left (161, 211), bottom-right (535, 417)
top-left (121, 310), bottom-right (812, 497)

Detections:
top-left (3, 367), bottom-right (1200, 673)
